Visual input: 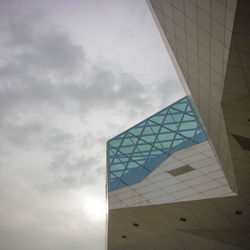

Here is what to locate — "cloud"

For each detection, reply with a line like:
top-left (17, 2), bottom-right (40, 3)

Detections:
top-left (0, 3), bottom-right (155, 125)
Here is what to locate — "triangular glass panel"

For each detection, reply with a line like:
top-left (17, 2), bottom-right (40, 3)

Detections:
top-left (119, 133), bottom-right (138, 157)
top-left (182, 113), bottom-right (195, 122)
top-left (109, 173), bottom-right (117, 182)
top-left (163, 114), bottom-right (178, 130)
top-left (169, 134), bottom-right (192, 154)
top-left (136, 139), bottom-right (152, 153)
top-left (110, 169), bottom-right (124, 178)
top-left (133, 145), bottom-right (149, 157)
top-left (179, 128), bottom-right (197, 138)
top-left (140, 127), bottom-right (156, 144)
top-left (120, 160), bottom-right (143, 186)
top-left (110, 156), bottom-right (128, 170)
top-left (108, 145), bottom-right (117, 164)
top-left (140, 120), bottom-right (162, 145)
top-left (147, 146), bottom-right (164, 159)
top-left (193, 125), bottom-right (207, 143)
top-left (168, 108), bottom-right (183, 124)
top-left (109, 146), bottom-right (128, 166)
top-left (122, 161), bottom-right (140, 176)
top-left (147, 120), bottom-right (161, 134)
top-left (110, 156), bottom-right (128, 171)
top-left (171, 100), bottom-right (187, 112)
top-left (178, 116), bottom-right (197, 131)
top-left (144, 151), bottom-right (168, 172)
top-left (185, 104), bottom-right (193, 116)
top-left (128, 121), bottom-right (147, 137)
top-left (157, 126), bottom-right (175, 144)
top-left (149, 108), bottom-right (168, 125)
top-left (136, 167), bottom-right (151, 183)
top-left (109, 132), bottom-right (126, 149)
top-left (154, 140), bottom-right (172, 152)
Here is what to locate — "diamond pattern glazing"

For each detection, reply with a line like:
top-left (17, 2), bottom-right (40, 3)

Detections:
top-left (108, 97), bottom-right (208, 191)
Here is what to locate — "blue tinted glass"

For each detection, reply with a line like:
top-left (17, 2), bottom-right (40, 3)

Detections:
top-left (163, 115), bottom-right (178, 130)
top-left (149, 108), bottom-right (168, 124)
top-left (118, 133), bottom-right (138, 156)
top-left (108, 146), bottom-right (117, 164)
top-left (121, 161), bottom-right (142, 186)
top-left (108, 96), bottom-right (208, 191)
top-left (109, 133), bottom-right (125, 149)
top-left (128, 121), bottom-right (146, 136)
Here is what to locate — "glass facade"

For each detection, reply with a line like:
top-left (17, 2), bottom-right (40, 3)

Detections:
top-left (107, 97), bottom-right (208, 191)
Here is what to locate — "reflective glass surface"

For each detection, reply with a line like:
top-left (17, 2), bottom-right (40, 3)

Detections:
top-left (107, 96), bottom-right (208, 191)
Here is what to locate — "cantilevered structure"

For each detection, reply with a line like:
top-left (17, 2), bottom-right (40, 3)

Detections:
top-left (107, 0), bottom-right (250, 249)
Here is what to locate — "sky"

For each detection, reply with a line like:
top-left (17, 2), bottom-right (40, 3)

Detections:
top-left (0, 0), bottom-right (184, 249)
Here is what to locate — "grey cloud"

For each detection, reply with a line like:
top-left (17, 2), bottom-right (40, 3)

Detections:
top-left (154, 79), bottom-right (184, 106)
top-left (36, 172), bottom-right (96, 192)
top-left (48, 153), bottom-right (97, 172)
top-left (0, 120), bottom-right (44, 146)
top-left (0, 3), bottom-right (85, 76)
top-left (0, 116), bottom-right (74, 151)
top-left (15, 28), bottom-right (85, 75)
top-left (0, 5), bottom-right (153, 125)
top-left (43, 129), bottom-right (74, 150)
top-left (0, 185), bottom-right (104, 250)
top-left (35, 150), bottom-right (99, 192)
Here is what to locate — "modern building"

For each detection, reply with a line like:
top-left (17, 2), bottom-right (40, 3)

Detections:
top-left (107, 0), bottom-right (250, 249)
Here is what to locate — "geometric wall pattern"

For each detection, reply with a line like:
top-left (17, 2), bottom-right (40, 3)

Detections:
top-left (108, 97), bottom-right (207, 191)
top-left (148, 0), bottom-right (239, 193)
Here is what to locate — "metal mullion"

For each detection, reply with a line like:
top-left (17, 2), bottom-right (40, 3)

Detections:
top-left (110, 171), bottom-right (124, 186)
top-left (110, 172), bottom-right (120, 181)
top-left (168, 108), bottom-right (184, 131)
top-left (111, 159), bottom-right (128, 166)
top-left (148, 109), bottom-right (168, 126)
top-left (150, 118), bottom-right (181, 151)
top-left (179, 127), bottom-right (197, 138)
top-left (111, 169), bottom-right (124, 174)
top-left (140, 120), bottom-right (162, 142)
top-left (109, 145), bottom-right (129, 171)
top-left (108, 132), bottom-right (127, 167)
top-left (132, 150), bottom-right (149, 157)
top-left (154, 138), bottom-right (173, 146)
top-left (135, 108), bottom-right (170, 182)
top-left (150, 108), bottom-right (173, 151)
top-left (111, 146), bottom-right (145, 169)
top-left (179, 116), bottom-right (196, 123)
top-left (126, 131), bottom-right (151, 161)
top-left (148, 121), bottom-right (162, 138)
top-left (107, 147), bottom-right (117, 165)
top-left (190, 124), bottom-right (199, 146)
top-left (127, 131), bottom-right (165, 154)
top-left (170, 105), bottom-right (195, 116)
top-left (114, 120), bottom-right (148, 189)
top-left (113, 148), bottom-right (148, 168)
top-left (170, 103), bottom-right (188, 114)
top-left (162, 119), bottom-right (179, 127)
top-left (165, 104), bottom-right (189, 156)
top-left (126, 132), bottom-right (141, 147)
top-left (159, 120), bottom-right (197, 142)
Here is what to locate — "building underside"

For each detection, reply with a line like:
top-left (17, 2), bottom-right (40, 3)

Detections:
top-left (107, 0), bottom-right (250, 249)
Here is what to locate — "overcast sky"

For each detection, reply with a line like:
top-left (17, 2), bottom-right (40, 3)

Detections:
top-left (0, 0), bottom-right (184, 249)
